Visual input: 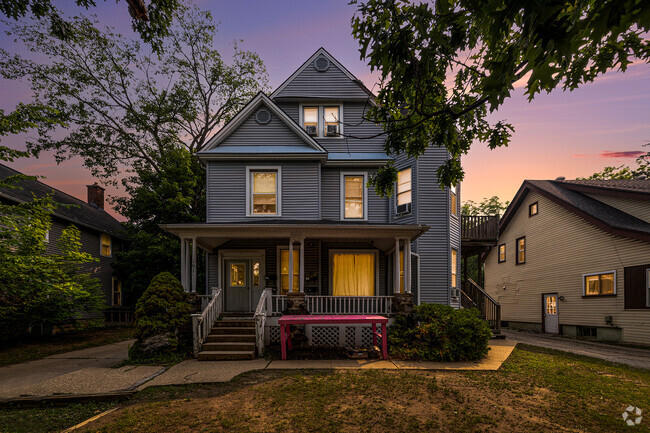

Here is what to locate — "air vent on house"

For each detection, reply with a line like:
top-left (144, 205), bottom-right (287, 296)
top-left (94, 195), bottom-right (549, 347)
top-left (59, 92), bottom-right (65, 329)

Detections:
top-left (314, 55), bottom-right (330, 72)
top-left (326, 124), bottom-right (339, 136)
top-left (255, 109), bottom-right (271, 124)
top-left (305, 125), bottom-right (317, 136)
top-left (396, 203), bottom-right (411, 215)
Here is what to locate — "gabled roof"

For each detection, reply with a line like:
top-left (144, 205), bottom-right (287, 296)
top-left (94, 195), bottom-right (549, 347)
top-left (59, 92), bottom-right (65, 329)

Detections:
top-left (197, 92), bottom-right (327, 159)
top-left (499, 179), bottom-right (650, 242)
top-left (0, 164), bottom-right (126, 239)
top-left (270, 47), bottom-right (375, 100)
top-left (556, 179), bottom-right (650, 200)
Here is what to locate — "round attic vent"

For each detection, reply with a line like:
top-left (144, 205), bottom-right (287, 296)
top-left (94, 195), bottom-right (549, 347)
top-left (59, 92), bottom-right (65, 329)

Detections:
top-left (255, 108), bottom-right (271, 124)
top-left (314, 55), bottom-right (330, 72)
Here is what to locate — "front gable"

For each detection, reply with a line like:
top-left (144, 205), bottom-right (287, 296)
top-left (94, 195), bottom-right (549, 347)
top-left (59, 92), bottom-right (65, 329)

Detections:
top-left (271, 48), bottom-right (372, 100)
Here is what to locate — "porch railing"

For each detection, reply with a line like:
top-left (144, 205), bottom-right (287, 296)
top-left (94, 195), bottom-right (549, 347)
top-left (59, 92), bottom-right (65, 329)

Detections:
top-left (254, 288), bottom-right (272, 356)
top-left (271, 295), bottom-right (393, 316)
top-left (191, 287), bottom-right (222, 356)
top-left (461, 215), bottom-right (499, 242)
top-left (460, 279), bottom-right (501, 333)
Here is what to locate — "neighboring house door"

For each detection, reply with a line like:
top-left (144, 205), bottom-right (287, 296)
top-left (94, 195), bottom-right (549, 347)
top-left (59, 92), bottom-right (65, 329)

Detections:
top-left (542, 293), bottom-right (559, 334)
top-left (225, 260), bottom-right (250, 312)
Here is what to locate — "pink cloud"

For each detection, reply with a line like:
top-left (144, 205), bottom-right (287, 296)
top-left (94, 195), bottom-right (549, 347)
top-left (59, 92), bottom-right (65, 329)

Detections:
top-left (599, 150), bottom-right (645, 158)
top-left (572, 154), bottom-right (588, 158)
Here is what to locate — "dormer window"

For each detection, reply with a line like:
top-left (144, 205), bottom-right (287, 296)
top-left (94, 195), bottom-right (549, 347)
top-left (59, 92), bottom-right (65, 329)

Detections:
top-left (323, 106), bottom-right (340, 136)
top-left (303, 107), bottom-right (318, 136)
top-left (300, 104), bottom-right (343, 138)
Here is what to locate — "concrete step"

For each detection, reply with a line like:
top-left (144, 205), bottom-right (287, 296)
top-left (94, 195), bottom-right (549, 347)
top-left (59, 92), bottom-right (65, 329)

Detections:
top-left (201, 342), bottom-right (255, 352)
top-left (198, 350), bottom-right (255, 361)
top-left (214, 320), bottom-right (255, 328)
top-left (210, 326), bottom-right (256, 335)
top-left (206, 334), bottom-right (256, 343)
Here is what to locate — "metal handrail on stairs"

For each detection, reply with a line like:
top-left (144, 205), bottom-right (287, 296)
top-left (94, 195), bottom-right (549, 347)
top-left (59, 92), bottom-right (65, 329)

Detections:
top-left (461, 279), bottom-right (501, 333)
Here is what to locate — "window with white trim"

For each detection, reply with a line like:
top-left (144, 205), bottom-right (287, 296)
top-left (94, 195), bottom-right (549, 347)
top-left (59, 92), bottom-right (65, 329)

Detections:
top-left (279, 248), bottom-right (300, 295)
top-left (450, 185), bottom-right (458, 217)
top-left (396, 167), bottom-right (412, 214)
top-left (249, 169), bottom-right (279, 216)
top-left (341, 173), bottom-right (366, 220)
top-left (300, 104), bottom-right (343, 138)
top-left (323, 106), bottom-right (340, 136)
top-left (303, 107), bottom-right (318, 136)
top-left (451, 249), bottom-right (458, 288)
top-left (583, 271), bottom-right (616, 296)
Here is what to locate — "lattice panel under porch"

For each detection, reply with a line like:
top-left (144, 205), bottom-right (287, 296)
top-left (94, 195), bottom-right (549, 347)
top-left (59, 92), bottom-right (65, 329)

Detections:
top-left (361, 326), bottom-right (382, 348)
top-left (345, 326), bottom-right (356, 347)
top-left (269, 326), bottom-right (280, 344)
top-left (311, 326), bottom-right (340, 347)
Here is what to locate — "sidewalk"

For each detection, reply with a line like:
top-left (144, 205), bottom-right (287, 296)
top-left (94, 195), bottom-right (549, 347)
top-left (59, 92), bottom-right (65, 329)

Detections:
top-left (503, 329), bottom-right (650, 370)
top-left (1, 340), bottom-right (516, 400)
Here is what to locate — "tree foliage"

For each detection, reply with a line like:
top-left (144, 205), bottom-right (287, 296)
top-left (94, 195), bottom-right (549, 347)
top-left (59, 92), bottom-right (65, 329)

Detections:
top-left (351, 0), bottom-right (650, 195)
top-left (462, 196), bottom-right (509, 216)
top-left (0, 196), bottom-right (104, 337)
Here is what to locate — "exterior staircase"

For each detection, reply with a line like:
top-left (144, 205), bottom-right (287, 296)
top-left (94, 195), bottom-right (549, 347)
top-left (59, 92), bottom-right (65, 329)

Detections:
top-left (198, 317), bottom-right (256, 361)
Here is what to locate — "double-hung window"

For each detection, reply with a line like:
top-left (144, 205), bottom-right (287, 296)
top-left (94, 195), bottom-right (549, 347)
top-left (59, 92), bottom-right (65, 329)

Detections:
top-left (100, 233), bottom-right (112, 257)
top-left (301, 105), bottom-right (343, 138)
top-left (451, 249), bottom-right (458, 289)
top-left (396, 167), bottom-right (412, 214)
top-left (112, 278), bottom-right (122, 306)
top-left (249, 169), bottom-right (280, 216)
top-left (341, 173), bottom-right (366, 220)
top-left (498, 244), bottom-right (506, 263)
top-left (279, 248), bottom-right (300, 295)
top-left (303, 107), bottom-right (318, 136)
top-left (516, 237), bottom-right (525, 264)
top-left (323, 106), bottom-right (340, 136)
top-left (583, 271), bottom-right (616, 296)
top-left (450, 185), bottom-right (458, 217)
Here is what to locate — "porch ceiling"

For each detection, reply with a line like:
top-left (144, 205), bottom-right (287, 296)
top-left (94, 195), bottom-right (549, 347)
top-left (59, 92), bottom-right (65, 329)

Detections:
top-left (160, 221), bottom-right (429, 253)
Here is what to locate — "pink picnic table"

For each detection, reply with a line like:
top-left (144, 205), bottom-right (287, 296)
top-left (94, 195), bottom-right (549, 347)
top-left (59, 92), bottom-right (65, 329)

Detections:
top-left (278, 314), bottom-right (389, 360)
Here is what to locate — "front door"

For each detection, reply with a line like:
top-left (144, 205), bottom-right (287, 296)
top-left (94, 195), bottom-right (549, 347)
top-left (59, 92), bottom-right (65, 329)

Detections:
top-left (225, 260), bottom-right (249, 312)
top-left (543, 293), bottom-right (559, 334)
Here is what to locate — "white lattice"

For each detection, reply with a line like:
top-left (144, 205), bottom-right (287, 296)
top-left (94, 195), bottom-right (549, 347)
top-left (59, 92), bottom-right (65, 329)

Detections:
top-left (361, 326), bottom-right (382, 348)
top-left (269, 326), bottom-right (280, 344)
top-left (345, 327), bottom-right (356, 347)
top-left (312, 326), bottom-right (339, 347)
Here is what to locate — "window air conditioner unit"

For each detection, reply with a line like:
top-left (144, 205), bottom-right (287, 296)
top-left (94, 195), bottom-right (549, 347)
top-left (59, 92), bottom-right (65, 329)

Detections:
top-left (305, 125), bottom-right (317, 136)
top-left (326, 124), bottom-right (339, 136)
top-left (396, 203), bottom-right (411, 215)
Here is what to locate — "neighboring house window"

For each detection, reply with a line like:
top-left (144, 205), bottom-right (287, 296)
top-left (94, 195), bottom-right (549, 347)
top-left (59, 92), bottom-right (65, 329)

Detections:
top-left (279, 248), bottom-right (299, 295)
top-left (248, 169), bottom-right (280, 216)
top-left (341, 173), bottom-right (367, 220)
top-left (583, 271), bottom-right (616, 296)
top-left (323, 106), bottom-right (340, 136)
top-left (516, 236), bottom-right (525, 264)
top-left (498, 244), bottom-right (506, 263)
top-left (451, 249), bottom-right (458, 289)
top-left (396, 167), bottom-right (412, 215)
top-left (112, 278), bottom-right (122, 306)
top-left (450, 185), bottom-right (458, 217)
top-left (303, 106), bottom-right (318, 136)
top-left (44, 230), bottom-right (49, 243)
top-left (331, 252), bottom-right (376, 296)
top-left (529, 201), bottom-right (538, 216)
top-left (100, 233), bottom-right (112, 257)
top-left (623, 265), bottom-right (650, 309)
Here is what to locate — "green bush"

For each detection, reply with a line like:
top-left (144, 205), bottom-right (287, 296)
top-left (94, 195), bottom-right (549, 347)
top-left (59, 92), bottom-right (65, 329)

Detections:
top-left (129, 272), bottom-right (192, 360)
top-left (388, 303), bottom-right (492, 361)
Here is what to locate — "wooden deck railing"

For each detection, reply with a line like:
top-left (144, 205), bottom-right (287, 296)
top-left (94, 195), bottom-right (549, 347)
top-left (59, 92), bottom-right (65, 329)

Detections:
top-left (191, 288), bottom-right (222, 356)
top-left (461, 215), bottom-right (499, 242)
top-left (460, 279), bottom-right (501, 333)
top-left (271, 295), bottom-right (393, 316)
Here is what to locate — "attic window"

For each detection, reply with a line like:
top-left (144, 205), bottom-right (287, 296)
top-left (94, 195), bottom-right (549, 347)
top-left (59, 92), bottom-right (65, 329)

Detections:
top-left (314, 56), bottom-right (330, 72)
top-left (255, 109), bottom-right (271, 125)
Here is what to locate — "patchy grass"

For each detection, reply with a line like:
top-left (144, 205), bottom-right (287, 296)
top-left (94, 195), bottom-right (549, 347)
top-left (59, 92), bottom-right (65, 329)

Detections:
top-left (2, 344), bottom-right (648, 432)
top-left (0, 327), bottom-right (134, 367)
top-left (0, 401), bottom-right (119, 433)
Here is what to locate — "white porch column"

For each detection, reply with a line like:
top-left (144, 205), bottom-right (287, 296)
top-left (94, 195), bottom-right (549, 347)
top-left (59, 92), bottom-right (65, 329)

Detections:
top-left (405, 238), bottom-right (412, 294)
top-left (180, 238), bottom-right (187, 292)
top-left (288, 239), bottom-right (294, 293)
top-left (299, 239), bottom-right (305, 293)
top-left (185, 240), bottom-right (191, 290)
top-left (394, 238), bottom-right (401, 293)
top-left (191, 236), bottom-right (197, 293)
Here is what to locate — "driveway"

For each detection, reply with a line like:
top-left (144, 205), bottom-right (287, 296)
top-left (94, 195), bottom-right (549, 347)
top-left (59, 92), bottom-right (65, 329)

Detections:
top-left (503, 329), bottom-right (650, 370)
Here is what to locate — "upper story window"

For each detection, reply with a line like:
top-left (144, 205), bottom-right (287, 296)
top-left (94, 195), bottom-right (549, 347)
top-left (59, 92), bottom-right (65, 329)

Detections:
top-left (450, 185), bottom-right (458, 217)
top-left (516, 236), bottom-right (525, 265)
top-left (396, 167), bottom-right (412, 215)
top-left (583, 271), bottom-right (616, 297)
top-left (301, 105), bottom-right (343, 138)
top-left (112, 278), bottom-right (122, 306)
top-left (498, 244), bottom-right (506, 263)
top-left (248, 168), bottom-right (280, 216)
top-left (529, 201), bottom-right (538, 216)
top-left (341, 173), bottom-right (367, 220)
top-left (100, 233), bottom-right (112, 257)
top-left (451, 249), bottom-right (458, 288)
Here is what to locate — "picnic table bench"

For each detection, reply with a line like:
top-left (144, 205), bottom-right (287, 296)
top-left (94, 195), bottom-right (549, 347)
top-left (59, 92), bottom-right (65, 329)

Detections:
top-left (278, 314), bottom-right (389, 360)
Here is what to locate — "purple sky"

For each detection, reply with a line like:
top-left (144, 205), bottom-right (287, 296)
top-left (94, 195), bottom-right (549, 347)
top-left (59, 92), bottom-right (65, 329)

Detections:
top-left (1, 0), bottom-right (648, 219)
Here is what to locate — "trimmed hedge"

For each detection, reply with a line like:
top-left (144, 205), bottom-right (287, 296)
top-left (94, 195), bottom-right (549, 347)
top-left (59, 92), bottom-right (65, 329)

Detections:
top-left (388, 303), bottom-right (492, 361)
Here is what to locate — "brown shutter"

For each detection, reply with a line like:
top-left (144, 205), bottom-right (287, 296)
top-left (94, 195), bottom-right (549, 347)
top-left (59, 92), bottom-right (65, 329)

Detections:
top-left (624, 264), bottom-right (650, 309)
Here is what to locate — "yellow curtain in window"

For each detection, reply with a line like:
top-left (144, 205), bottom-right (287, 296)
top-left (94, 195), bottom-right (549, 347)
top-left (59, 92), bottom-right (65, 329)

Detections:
top-left (332, 253), bottom-right (375, 296)
top-left (280, 250), bottom-right (300, 294)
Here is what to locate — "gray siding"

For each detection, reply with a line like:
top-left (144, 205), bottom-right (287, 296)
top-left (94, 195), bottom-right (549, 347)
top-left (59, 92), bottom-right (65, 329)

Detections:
top-left (321, 167), bottom-right (389, 223)
top-left (206, 161), bottom-right (320, 222)
top-left (274, 60), bottom-right (369, 99)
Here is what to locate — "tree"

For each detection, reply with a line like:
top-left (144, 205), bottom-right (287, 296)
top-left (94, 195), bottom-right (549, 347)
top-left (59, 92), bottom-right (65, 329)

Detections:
top-left (462, 196), bottom-right (509, 217)
top-left (583, 144), bottom-right (649, 179)
top-left (0, 196), bottom-right (104, 338)
top-left (351, 0), bottom-right (650, 195)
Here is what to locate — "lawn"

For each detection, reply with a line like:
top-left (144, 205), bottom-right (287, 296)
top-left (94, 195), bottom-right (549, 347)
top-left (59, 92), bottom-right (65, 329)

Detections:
top-left (1, 344), bottom-right (648, 433)
top-left (0, 327), bottom-right (134, 367)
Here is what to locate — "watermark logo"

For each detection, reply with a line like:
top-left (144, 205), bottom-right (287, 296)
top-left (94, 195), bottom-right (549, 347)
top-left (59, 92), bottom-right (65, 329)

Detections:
top-left (622, 406), bottom-right (642, 427)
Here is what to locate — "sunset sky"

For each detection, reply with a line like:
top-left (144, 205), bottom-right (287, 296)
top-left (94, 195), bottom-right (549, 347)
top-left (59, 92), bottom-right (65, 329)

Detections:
top-left (1, 0), bottom-right (648, 219)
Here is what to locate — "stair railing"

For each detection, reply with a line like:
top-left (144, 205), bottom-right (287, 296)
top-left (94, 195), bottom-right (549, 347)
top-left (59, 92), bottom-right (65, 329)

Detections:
top-left (191, 287), bottom-right (222, 357)
top-left (254, 288), bottom-right (272, 356)
top-left (461, 279), bottom-right (501, 333)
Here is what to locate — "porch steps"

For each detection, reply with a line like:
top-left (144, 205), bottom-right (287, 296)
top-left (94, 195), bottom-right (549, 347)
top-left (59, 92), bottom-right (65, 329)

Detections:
top-left (198, 318), bottom-right (256, 361)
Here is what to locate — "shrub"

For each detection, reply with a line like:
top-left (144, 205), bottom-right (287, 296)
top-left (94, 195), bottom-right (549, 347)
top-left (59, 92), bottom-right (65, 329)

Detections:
top-left (388, 303), bottom-right (492, 361)
top-left (129, 272), bottom-right (192, 360)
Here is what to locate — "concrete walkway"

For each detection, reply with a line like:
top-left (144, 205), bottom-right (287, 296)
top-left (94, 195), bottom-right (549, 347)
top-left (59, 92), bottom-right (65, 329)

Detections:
top-left (503, 329), bottom-right (650, 370)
